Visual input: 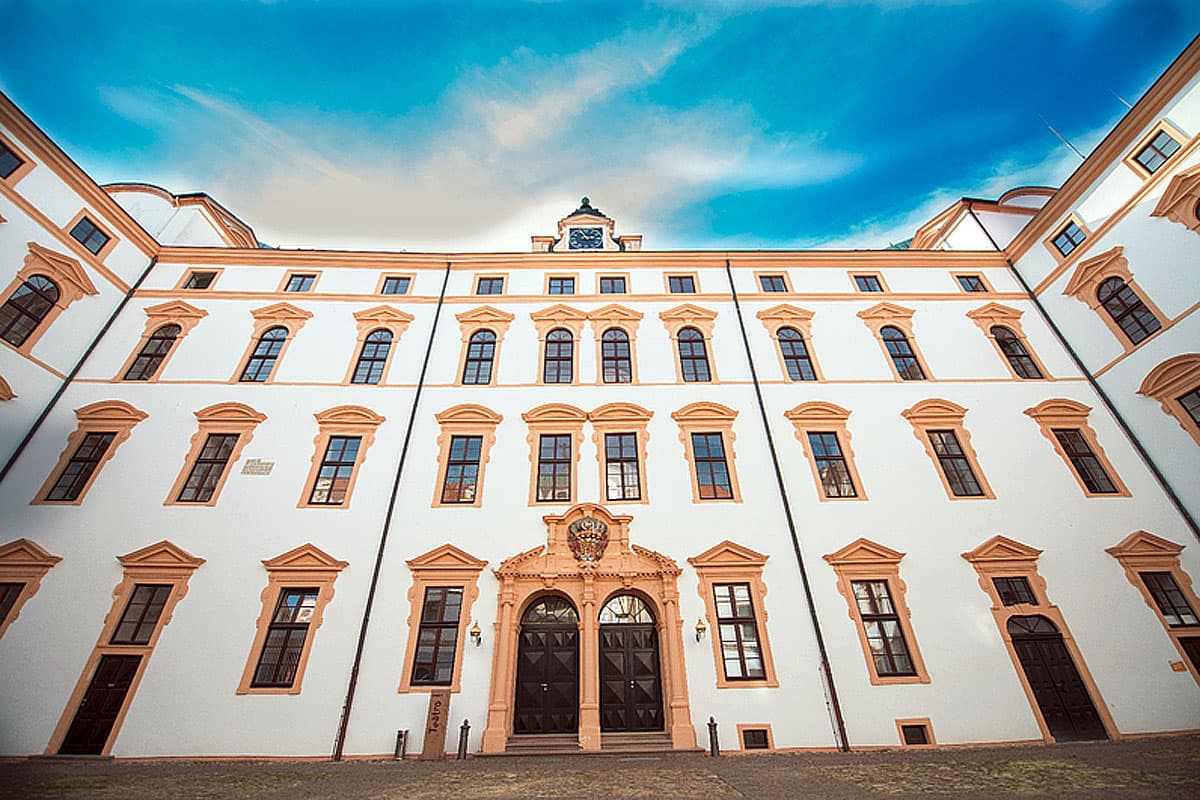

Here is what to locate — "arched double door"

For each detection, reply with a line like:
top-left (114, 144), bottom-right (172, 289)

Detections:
top-left (1007, 615), bottom-right (1107, 742)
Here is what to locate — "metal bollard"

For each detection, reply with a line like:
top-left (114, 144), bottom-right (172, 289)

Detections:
top-left (394, 729), bottom-right (408, 760)
top-left (456, 720), bottom-right (470, 760)
top-left (707, 716), bottom-right (720, 757)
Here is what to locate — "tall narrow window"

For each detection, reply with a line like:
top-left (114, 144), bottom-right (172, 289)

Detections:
top-left (851, 580), bottom-right (915, 676)
top-left (123, 324), bottom-right (181, 381)
top-left (1052, 221), bottom-right (1086, 257)
top-left (604, 433), bottom-right (641, 501)
top-left (543, 329), bottom-right (574, 383)
top-left (177, 433), bottom-right (240, 503)
top-left (0, 582), bottom-right (23, 627)
top-left (928, 430), bottom-right (984, 496)
top-left (601, 328), bottom-right (632, 383)
top-left (677, 327), bottom-right (711, 382)
top-left (69, 217), bottom-right (110, 255)
top-left (44, 433), bottom-right (115, 502)
top-left (251, 589), bottom-right (319, 688)
top-left (777, 327), bottom-right (816, 381)
top-left (1134, 130), bottom-right (1180, 174)
top-left (351, 329), bottom-right (392, 384)
top-left (239, 326), bottom-right (288, 382)
top-left (307, 436), bottom-right (361, 505)
top-left (410, 587), bottom-right (463, 686)
top-left (1140, 572), bottom-right (1198, 627)
top-left (441, 435), bottom-right (482, 503)
top-left (991, 326), bottom-right (1043, 379)
top-left (462, 330), bottom-right (496, 384)
top-left (536, 434), bottom-right (572, 502)
top-left (1051, 429), bottom-right (1118, 494)
top-left (713, 583), bottom-right (765, 680)
top-left (110, 584), bottom-right (171, 645)
top-left (807, 432), bottom-right (857, 498)
top-left (0, 275), bottom-right (59, 347)
top-left (692, 433), bottom-right (733, 499)
top-left (881, 326), bottom-right (925, 380)
top-left (1097, 277), bottom-right (1161, 345)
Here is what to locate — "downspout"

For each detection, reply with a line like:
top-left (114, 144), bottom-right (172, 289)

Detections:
top-left (967, 203), bottom-right (1199, 541)
top-left (333, 260), bottom-right (453, 761)
top-left (0, 255), bottom-right (158, 488)
top-left (722, 258), bottom-right (851, 752)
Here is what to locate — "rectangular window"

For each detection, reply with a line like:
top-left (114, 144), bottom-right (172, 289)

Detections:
top-left (177, 433), bottom-right (240, 503)
top-left (1140, 572), bottom-right (1198, 627)
top-left (381, 276), bottom-right (411, 295)
top-left (307, 436), bottom-right (361, 505)
top-left (410, 587), bottom-right (463, 686)
top-left (1051, 429), bottom-right (1118, 494)
top-left (927, 430), bottom-right (984, 496)
top-left (604, 432), bottom-right (641, 501)
top-left (713, 583), bottom-right (766, 680)
top-left (548, 277), bottom-right (575, 295)
top-left (742, 729), bottom-right (770, 750)
top-left (0, 582), bottom-right (25, 627)
top-left (1135, 130), bottom-right (1181, 174)
top-left (284, 274), bottom-right (315, 292)
top-left (668, 275), bottom-right (696, 294)
top-left (993, 576), bottom-right (1038, 606)
top-left (251, 588), bottom-right (319, 688)
top-left (0, 142), bottom-right (24, 179)
top-left (956, 275), bottom-right (987, 292)
top-left (44, 432), bottom-right (115, 502)
top-left (1178, 388), bottom-right (1200, 427)
top-left (692, 432), bottom-right (733, 499)
top-left (758, 275), bottom-right (787, 292)
top-left (441, 435), bottom-right (482, 503)
top-left (182, 271), bottom-right (216, 290)
top-left (1052, 221), bottom-right (1086, 257)
top-left (476, 277), bottom-right (504, 295)
top-left (69, 217), bottom-right (110, 255)
top-left (854, 275), bottom-right (883, 292)
top-left (110, 584), bottom-right (171, 645)
top-left (600, 276), bottom-right (626, 294)
top-left (900, 724), bottom-right (930, 746)
top-left (536, 433), bottom-right (572, 502)
top-left (851, 580), bottom-right (915, 676)
top-left (806, 432), bottom-right (857, 498)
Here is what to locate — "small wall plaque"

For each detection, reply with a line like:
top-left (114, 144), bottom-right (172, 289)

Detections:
top-left (241, 458), bottom-right (274, 476)
top-left (1170, 660), bottom-right (1187, 672)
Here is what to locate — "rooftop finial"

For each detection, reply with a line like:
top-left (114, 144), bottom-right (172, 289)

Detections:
top-left (581, 196), bottom-right (591, 207)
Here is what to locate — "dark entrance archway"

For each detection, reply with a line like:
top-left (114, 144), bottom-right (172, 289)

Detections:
top-left (599, 594), bottom-right (663, 732)
top-left (513, 595), bottom-right (579, 735)
top-left (1007, 615), bottom-right (1107, 742)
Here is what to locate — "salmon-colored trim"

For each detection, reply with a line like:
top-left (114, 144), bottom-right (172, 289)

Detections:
top-left (0, 374), bottom-right (13, 400)
top-left (115, 301), bottom-right (208, 382)
top-left (522, 403), bottom-right (587, 507)
top-left (1023, 398), bottom-right (1130, 498)
top-left (231, 303), bottom-right (313, 383)
top-left (0, 539), bottom-right (62, 641)
top-left (103, 184), bottom-right (258, 249)
top-left (237, 544), bottom-right (347, 695)
top-left (1106, 530), bottom-right (1200, 688)
top-left (660, 304), bottom-right (719, 384)
top-left (1093, 300), bottom-right (1200, 380)
top-left (857, 302), bottom-right (932, 381)
top-left (277, 269), bottom-right (322, 294)
top-left (46, 541), bottom-right (204, 756)
top-left (784, 402), bottom-right (867, 501)
top-left (1061, 246), bottom-right (1166, 353)
top-left (587, 304), bottom-right (643, 385)
top-left (173, 268), bottom-right (224, 291)
top-left (895, 717), bottom-right (937, 747)
top-left (0, 130), bottom-right (36, 187)
top-left (965, 303), bottom-right (1052, 380)
top-left (62, 208), bottom-right (119, 263)
top-left (397, 545), bottom-right (487, 694)
top-left (0, 242), bottom-right (100, 355)
top-left (962, 535), bottom-right (1120, 743)
top-left (342, 306), bottom-right (413, 385)
top-left (296, 406), bottom-right (386, 510)
top-left (689, 541), bottom-right (779, 688)
top-left (1137, 353), bottom-right (1200, 446)
top-left (431, 404), bottom-right (503, 509)
top-left (736, 723), bottom-right (776, 751)
top-left (1150, 162), bottom-right (1200, 233)
top-left (530, 305), bottom-right (587, 386)
top-left (901, 398), bottom-right (995, 500)
top-left (1121, 119), bottom-right (1189, 181)
top-left (455, 306), bottom-right (514, 386)
top-left (164, 402), bottom-right (267, 506)
top-left (823, 538), bottom-right (931, 685)
top-left (589, 402), bottom-right (653, 505)
top-left (33, 400), bottom-right (148, 505)
top-left (756, 304), bottom-right (825, 382)
top-left (672, 402), bottom-right (742, 503)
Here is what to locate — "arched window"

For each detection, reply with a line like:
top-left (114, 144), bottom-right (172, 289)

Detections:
top-left (1097, 277), bottom-right (1161, 345)
top-left (123, 324), bottom-right (181, 381)
top-left (351, 329), bottom-right (393, 384)
top-left (463, 329), bottom-right (496, 385)
top-left (0, 274), bottom-right (59, 347)
top-left (543, 328), bottom-right (573, 384)
top-left (990, 326), bottom-right (1043, 379)
top-left (677, 327), bottom-right (711, 382)
top-left (777, 327), bottom-right (816, 381)
top-left (601, 328), bottom-right (632, 383)
top-left (881, 326), bottom-right (925, 380)
top-left (239, 326), bottom-right (288, 382)
top-left (599, 594), bottom-right (655, 624)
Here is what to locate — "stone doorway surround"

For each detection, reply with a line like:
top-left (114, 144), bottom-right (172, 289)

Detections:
top-left (480, 503), bottom-right (695, 753)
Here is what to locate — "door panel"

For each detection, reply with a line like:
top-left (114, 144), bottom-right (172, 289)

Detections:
top-left (59, 655), bottom-right (142, 755)
top-left (600, 624), bottom-right (663, 732)
top-left (513, 625), bottom-right (578, 734)
top-left (1012, 634), bottom-right (1106, 742)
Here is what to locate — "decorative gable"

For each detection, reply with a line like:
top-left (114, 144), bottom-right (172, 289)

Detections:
top-left (962, 535), bottom-right (1043, 565)
top-left (118, 540), bottom-right (206, 571)
top-left (688, 540), bottom-right (769, 569)
top-left (144, 300), bottom-right (207, 323)
top-left (785, 401), bottom-right (851, 426)
top-left (856, 301), bottom-right (916, 323)
top-left (75, 399), bottom-right (149, 426)
top-left (966, 302), bottom-right (1023, 326)
top-left (251, 302), bottom-right (313, 328)
top-left (314, 405), bottom-right (386, 428)
top-left (671, 401), bottom-right (738, 425)
top-left (406, 544), bottom-right (488, 572)
top-left (0, 538), bottom-right (63, 570)
top-left (589, 402), bottom-right (653, 425)
top-left (522, 403), bottom-right (588, 426)
top-left (1105, 530), bottom-right (1184, 560)
top-left (902, 398), bottom-right (968, 425)
top-left (587, 304), bottom-right (644, 332)
top-left (353, 305), bottom-right (414, 336)
top-left (195, 401), bottom-right (269, 426)
top-left (262, 543), bottom-right (348, 573)
top-left (824, 538), bottom-right (904, 566)
top-left (1150, 163), bottom-right (1200, 232)
top-left (1063, 246), bottom-right (1130, 306)
top-left (435, 403), bottom-right (504, 427)
top-left (756, 303), bottom-right (815, 333)
top-left (24, 241), bottom-right (99, 302)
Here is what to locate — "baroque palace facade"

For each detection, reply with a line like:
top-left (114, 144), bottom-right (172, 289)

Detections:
top-left (1, 38), bottom-right (1200, 760)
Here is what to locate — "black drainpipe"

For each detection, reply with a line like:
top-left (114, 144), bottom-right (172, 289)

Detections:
top-left (723, 258), bottom-right (851, 752)
top-left (0, 255), bottom-right (158, 488)
top-left (333, 260), bottom-right (453, 761)
top-left (967, 204), bottom-right (1199, 541)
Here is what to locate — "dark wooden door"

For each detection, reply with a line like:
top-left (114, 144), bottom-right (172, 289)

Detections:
top-left (513, 624), bottom-right (579, 734)
top-left (599, 624), bottom-right (663, 732)
top-left (59, 655), bottom-right (142, 755)
top-left (1009, 616), bottom-right (1106, 742)
top-left (1180, 637), bottom-right (1200, 674)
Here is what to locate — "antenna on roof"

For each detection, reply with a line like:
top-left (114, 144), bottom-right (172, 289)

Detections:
top-left (1038, 114), bottom-right (1085, 161)
top-left (1109, 90), bottom-right (1134, 110)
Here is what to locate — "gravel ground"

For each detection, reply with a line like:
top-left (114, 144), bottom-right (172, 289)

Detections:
top-left (1, 735), bottom-right (1198, 800)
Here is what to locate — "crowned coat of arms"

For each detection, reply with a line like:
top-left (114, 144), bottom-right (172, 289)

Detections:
top-left (567, 516), bottom-right (609, 563)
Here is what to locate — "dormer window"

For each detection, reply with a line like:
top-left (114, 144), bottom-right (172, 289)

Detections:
top-left (568, 227), bottom-right (603, 250)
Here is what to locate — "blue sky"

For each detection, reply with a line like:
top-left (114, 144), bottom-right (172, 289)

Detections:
top-left (2, 1), bottom-right (1198, 252)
